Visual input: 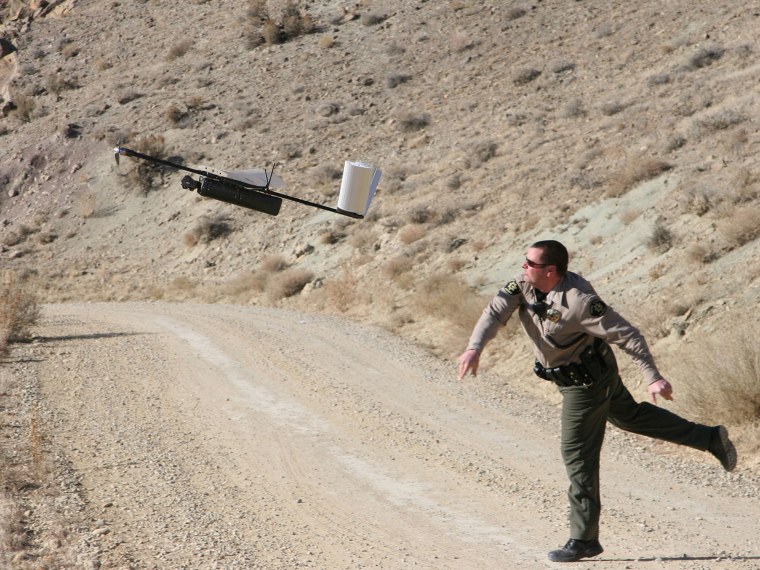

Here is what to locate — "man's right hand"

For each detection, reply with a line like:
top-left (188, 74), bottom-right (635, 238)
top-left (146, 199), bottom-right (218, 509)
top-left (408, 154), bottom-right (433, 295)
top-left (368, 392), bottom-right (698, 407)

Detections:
top-left (458, 349), bottom-right (480, 379)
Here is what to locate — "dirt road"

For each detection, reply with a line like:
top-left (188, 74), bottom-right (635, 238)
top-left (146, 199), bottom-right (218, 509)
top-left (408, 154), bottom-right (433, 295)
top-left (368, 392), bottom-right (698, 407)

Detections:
top-left (28, 303), bottom-right (760, 568)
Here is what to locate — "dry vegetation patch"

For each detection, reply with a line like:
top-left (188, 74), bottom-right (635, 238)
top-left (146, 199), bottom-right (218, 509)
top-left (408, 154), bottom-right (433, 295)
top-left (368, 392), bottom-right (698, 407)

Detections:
top-left (670, 325), bottom-right (760, 435)
top-left (0, 272), bottom-right (40, 359)
top-left (606, 157), bottom-right (673, 198)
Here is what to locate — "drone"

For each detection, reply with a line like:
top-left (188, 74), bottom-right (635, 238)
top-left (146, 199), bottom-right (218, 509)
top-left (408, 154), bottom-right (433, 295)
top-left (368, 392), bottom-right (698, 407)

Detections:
top-left (113, 146), bottom-right (380, 219)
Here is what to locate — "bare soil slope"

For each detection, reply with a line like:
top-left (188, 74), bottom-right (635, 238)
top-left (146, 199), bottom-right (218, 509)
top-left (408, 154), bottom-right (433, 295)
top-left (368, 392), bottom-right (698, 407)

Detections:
top-left (9, 302), bottom-right (759, 568)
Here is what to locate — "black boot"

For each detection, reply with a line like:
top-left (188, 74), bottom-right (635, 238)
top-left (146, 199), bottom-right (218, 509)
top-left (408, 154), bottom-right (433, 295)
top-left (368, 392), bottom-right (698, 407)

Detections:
top-left (548, 539), bottom-right (604, 562)
top-left (708, 425), bottom-right (737, 472)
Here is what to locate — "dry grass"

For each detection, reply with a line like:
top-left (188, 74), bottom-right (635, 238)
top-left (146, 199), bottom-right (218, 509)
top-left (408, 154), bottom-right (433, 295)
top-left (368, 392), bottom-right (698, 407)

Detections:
top-left (606, 157), bottom-right (673, 198)
top-left (0, 272), bottom-right (40, 358)
top-left (183, 213), bottom-right (233, 247)
top-left (718, 204), bottom-right (760, 247)
top-left (266, 268), bottom-right (314, 301)
top-left (398, 223), bottom-right (427, 244)
top-left (259, 254), bottom-right (289, 272)
top-left (411, 273), bottom-right (490, 357)
top-left (670, 324), bottom-right (760, 426)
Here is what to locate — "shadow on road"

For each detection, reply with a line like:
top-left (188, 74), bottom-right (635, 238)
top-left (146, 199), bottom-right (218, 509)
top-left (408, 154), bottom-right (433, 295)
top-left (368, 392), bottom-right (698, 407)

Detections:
top-left (600, 554), bottom-right (760, 563)
top-left (35, 332), bottom-right (147, 343)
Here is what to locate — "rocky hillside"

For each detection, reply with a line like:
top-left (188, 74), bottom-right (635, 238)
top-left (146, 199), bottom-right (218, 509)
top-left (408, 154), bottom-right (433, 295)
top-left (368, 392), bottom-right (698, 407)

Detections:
top-left (2, 0), bottom-right (759, 389)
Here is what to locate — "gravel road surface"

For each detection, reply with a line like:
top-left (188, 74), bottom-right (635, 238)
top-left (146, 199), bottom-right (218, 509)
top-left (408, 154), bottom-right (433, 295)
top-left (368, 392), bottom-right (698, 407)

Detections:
top-left (18, 302), bottom-right (760, 569)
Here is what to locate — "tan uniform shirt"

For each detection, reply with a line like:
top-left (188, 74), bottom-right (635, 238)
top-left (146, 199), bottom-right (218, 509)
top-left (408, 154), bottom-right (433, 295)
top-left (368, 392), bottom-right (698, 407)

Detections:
top-left (467, 271), bottom-right (662, 384)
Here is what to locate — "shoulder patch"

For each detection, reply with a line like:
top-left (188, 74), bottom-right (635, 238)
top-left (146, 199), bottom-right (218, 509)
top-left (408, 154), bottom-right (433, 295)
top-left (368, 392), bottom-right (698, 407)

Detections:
top-left (502, 280), bottom-right (520, 296)
top-left (589, 297), bottom-right (608, 317)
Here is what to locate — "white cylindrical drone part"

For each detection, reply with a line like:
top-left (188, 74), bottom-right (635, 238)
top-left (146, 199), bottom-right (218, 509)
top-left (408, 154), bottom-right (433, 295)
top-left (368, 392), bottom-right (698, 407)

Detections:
top-left (337, 161), bottom-right (381, 217)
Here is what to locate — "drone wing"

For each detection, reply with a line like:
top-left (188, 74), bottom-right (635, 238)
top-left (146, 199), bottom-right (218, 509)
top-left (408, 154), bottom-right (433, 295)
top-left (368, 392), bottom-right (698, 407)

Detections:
top-left (199, 166), bottom-right (285, 189)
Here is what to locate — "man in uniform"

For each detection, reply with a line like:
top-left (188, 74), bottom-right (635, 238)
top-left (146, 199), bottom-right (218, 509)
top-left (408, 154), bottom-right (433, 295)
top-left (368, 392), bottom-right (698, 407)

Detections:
top-left (458, 239), bottom-right (737, 563)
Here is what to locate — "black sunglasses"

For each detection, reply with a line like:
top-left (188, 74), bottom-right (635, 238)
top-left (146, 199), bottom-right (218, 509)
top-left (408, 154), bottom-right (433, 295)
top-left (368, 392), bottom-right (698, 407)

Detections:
top-left (525, 257), bottom-right (550, 268)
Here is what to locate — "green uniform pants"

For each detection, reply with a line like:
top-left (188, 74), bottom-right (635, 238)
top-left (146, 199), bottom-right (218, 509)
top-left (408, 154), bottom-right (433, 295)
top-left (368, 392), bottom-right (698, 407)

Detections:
top-left (558, 346), bottom-right (713, 541)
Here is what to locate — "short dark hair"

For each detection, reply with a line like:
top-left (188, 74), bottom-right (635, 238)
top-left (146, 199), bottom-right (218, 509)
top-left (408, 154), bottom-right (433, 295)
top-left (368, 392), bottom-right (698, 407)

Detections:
top-left (531, 240), bottom-right (568, 276)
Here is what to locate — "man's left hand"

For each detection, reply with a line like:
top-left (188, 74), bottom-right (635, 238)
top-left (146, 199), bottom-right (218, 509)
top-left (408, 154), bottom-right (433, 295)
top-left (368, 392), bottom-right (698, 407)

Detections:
top-left (648, 378), bottom-right (673, 404)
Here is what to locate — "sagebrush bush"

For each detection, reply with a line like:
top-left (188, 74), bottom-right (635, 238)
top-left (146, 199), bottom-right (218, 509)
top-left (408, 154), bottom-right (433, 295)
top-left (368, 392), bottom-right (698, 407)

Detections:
top-left (167, 39), bottom-right (192, 61)
top-left (396, 112), bottom-right (430, 132)
top-left (0, 273), bottom-right (40, 359)
top-left (124, 134), bottom-right (166, 193)
top-left (183, 213), bottom-right (232, 247)
top-left (647, 220), bottom-right (675, 253)
top-left (267, 268), bottom-right (314, 300)
top-left (398, 224), bottom-right (427, 245)
top-left (246, 1), bottom-right (315, 47)
top-left (719, 205), bottom-right (760, 247)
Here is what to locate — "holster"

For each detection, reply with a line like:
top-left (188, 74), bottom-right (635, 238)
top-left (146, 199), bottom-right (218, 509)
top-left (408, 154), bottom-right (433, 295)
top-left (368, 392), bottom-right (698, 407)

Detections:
top-left (533, 339), bottom-right (610, 388)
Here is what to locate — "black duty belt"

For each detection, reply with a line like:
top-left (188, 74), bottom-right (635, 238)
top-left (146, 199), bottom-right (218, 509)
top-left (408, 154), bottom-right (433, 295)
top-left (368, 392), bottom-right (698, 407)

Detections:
top-left (533, 340), bottom-right (609, 388)
top-left (534, 361), bottom-right (594, 387)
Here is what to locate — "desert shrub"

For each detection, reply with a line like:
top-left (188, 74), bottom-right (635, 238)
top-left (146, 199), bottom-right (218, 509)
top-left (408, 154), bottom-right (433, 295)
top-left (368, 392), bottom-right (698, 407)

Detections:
top-left (513, 67), bottom-right (541, 85)
top-left (258, 254), bottom-right (289, 272)
top-left (0, 273), bottom-right (40, 358)
top-left (223, 271), bottom-right (268, 295)
top-left (606, 157), bottom-right (672, 197)
top-left (718, 205), bottom-right (760, 247)
top-left (471, 141), bottom-right (497, 164)
top-left (126, 134), bottom-right (166, 193)
top-left (691, 109), bottom-right (744, 137)
top-left (386, 73), bottom-right (412, 88)
top-left (60, 42), bottom-right (79, 58)
top-left (167, 39), bottom-right (192, 61)
top-left (505, 7), bottom-right (527, 20)
top-left (647, 219), bottom-right (675, 253)
top-left (396, 112), bottom-right (430, 132)
top-left (646, 73), bottom-right (671, 87)
top-left (247, 1), bottom-right (316, 47)
top-left (685, 242), bottom-right (710, 265)
top-left (732, 168), bottom-right (760, 203)
top-left (382, 256), bottom-right (413, 280)
top-left (398, 224), bottom-right (427, 244)
top-left (183, 213), bottom-right (233, 246)
top-left (561, 98), bottom-right (586, 119)
top-left (116, 88), bottom-right (141, 104)
top-left (319, 229), bottom-right (346, 244)
top-left (361, 13), bottom-right (386, 26)
top-left (447, 258), bottom-right (467, 272)
top-left (267, 268), bottom-right (314, 300)
top-left (9, 92), bottom-right (36, 122)
top-left (406, 205), bottom-right (433, 225)
top-left (164, 102), bottom-right (187, 126)
top-left (247, 0), bottom-right (269, 19)
top-left (685, 46), bottom-right (724, 70)
top-left (682, 188), bottom-right (711, 216)
top-left (671, 324), bottom-right (759, 425)
top-left (599, 100), bottom-right (627, 116)
top-left (347, 227), bottom-right (378, 251)
top-left (44, 73), bottom-right (77, 94)
top-left (309, 164), bottom-right (342, 186)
